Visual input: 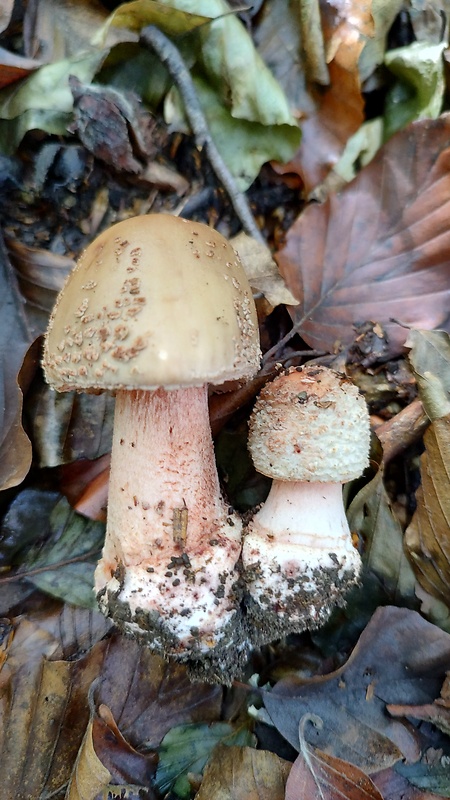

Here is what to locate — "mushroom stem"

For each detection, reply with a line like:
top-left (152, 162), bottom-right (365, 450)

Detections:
top-left (95, 385), bottom-right (243, 658)
top-left (243, 480), bottom-right (361, 643)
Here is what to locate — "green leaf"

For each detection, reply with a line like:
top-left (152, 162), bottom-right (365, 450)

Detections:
top-left (384, 41), bottom-right (446, 140)
top-left (396, 755), bottom-right (450, 796)
top-left (0, 52), bottom-right (105, 153)
top-left (97, 0), bottom-right (212, 42)
top-left (14, 495), bottom-right (105, 608)
top-left (156, 722), bottom-right (256, 798)
top-left (347, 469), bottom-right (417, 606)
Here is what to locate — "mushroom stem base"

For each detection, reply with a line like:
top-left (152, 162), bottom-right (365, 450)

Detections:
top-left (242, 480), bottom-right (361, 645)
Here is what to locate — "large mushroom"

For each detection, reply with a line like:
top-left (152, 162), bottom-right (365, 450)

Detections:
top-left (43, 214), bottom-right (260, 674)
top-left (242, 365), bottom-right (370, 645)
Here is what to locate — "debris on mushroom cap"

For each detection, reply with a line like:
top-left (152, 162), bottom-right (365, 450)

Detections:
top-left (248, 365), bottom-right (370, 483)
top-left (42, 214), bottom-right (261, 393)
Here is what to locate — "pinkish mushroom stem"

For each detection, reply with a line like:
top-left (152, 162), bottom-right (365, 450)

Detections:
top-left (95, 384), bottom-right (244, 660)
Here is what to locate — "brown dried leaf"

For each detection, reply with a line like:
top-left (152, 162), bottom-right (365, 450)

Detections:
top-left (66, 705), bottom-right (156, 800)
top-left (195, 744), bottom-right (291, 800)
top-left (277, 116), bottom-right (450, 358)
top-left (0, 615), bottom-right (107, 800)
top-left (23, 0), bottom-right (120, 61)
top-left (97, 634), bottom-right (222, 750)
top-left (69, 77), bottom-right (156, 173)
top-left (388, 671), bottom-right (450, 737)
top-left (231, 231), bottom-right (298, 308)
top-left (0, 48), bottom-right (42, 89)
top-left (285, 715), bottom-right (383, 800)
top-left (404, 416), bottom-right (450, 605)
top-left (0, 233), bottom-right (33, 490)
top-left (6, 236), bottom-right (74, 332)
top-left (270, 0), bottom-right (373, 192)
top-left (264, 607), bottom-right (450, 771)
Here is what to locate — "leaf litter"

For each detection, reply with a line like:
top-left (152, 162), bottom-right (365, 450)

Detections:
top-left (2, 1), bottom-right (450, 798)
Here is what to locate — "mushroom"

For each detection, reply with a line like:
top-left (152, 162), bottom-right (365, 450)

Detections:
top-left (43, 214), bottom-right (261, 674)
top-left (242, 365), bottom-right (370, 645)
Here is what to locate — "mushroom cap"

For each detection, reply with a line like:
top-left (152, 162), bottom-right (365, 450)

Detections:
top-left (248, 366), bottom-right (370, 483)
top-left (43, 215), bottom-right (261, 392)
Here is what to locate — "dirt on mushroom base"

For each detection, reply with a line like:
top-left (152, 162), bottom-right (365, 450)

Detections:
top-left (242, 557), bottom-right (360, 647)
top-left (99, 574), bottom-right (252, 684)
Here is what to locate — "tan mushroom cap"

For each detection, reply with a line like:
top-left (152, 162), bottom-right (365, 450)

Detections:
top-left (43, 215), bottom-right (261, 392)
top-left (248, 365), bottom-right (370, 483)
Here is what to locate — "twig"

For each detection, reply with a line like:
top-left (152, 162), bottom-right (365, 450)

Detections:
top-left (140, 25), bottom-right (265, 244)
top-left (0, 548), bottom-right (102, 584)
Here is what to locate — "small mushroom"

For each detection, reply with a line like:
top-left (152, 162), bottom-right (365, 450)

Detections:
top-left (242, 365), bottom-right (370, 645)
top-left (43, 214), bottom-right (260, 672)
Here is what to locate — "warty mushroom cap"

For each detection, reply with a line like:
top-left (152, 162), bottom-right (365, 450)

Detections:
top-left (43, 214), bottom-right (261, 392)
top-left (248, 365), bottom-right (370, 483)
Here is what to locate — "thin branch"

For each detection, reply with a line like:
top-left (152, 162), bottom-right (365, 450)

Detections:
top-left (140, 25), bottom-right (264, 244)
top-left (0, 548), bottom-right (102, 584)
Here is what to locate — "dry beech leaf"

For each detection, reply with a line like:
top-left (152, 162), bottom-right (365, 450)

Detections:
top-left (23, 0), bottom-right (121, 62)
top-left (285, 714), bottom-right (383, 800)
top-left (0, 233), bottom-right (33, 490)
top-left (387, 672), bottom-right (450, 737)
top-left (195, 744), bottom-right (291, 800)
top-left (66, 704), bottom-right (156, 800)
top-left (0, 616), bottom-right (108, 800)
top-left (231, 231), bottom-right (298, 307)
top-left (0, 47), bottom-right (42, 89)
top-left (273, 0), bottom-right (373, 192)
top-left (404, 416), bottom-right (450, 604)
top-left (277, 116), bottom-right (450, 358)
top-left (96, 634), bottom-right (222, 750)
top-left (263, 606), bottom-right (450, 771)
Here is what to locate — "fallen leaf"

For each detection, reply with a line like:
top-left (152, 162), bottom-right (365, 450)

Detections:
top-left (384, 41), bottom-right (446, 140)
top-left (0, 0), bottom-right (14, 35)
top-left (0, 615), bottom-right (107, 799)
top-left (404, 416), bottom-right (450, 606)
top-left (195, 744), bottom-right (291, 800)
top-left (277, 116), bottom-right (450, 358)
top-left (285, 714), bottom-right (383, 800)
top-left (27, 378), bottom-right (114, 468)
top-left (1, 492), bottom-right (105, 608)
top-left (167, 73), bottom-right (300, 191)
top-left (270, 0), bottom-right (373, 192)
top-left (372, 765), bottom-right (442, 799)
top-left (388, 672), bottom-right (450, 736)
top-left (406, 329), bottom-right (450, 421)
top-left (396, 749), bottom-right (450, 798)
top-left (0, 51), bottom-right (105, 154)
top-left (264, 606), bottom-right (450, 771)
top-left (0, 233), bottom-right (33, 490)
top-left (231, 231), bottom-right (298, 307)
top-left (0, 48), bottom-right (42, 90)
top-left (23, 0), bottom-right (119, 62)
top-left (347, 468), bottom-right (418, 606)
top-left (97, 635), bottom-right (223, 750)
top-left (156, 722), bottom-right (256, 797)
top-left (358, 0), bottom-right (404, 81)
top-left (69, 77), bottom-right (157, 173)
top-left (6, 236), bottom-right (74, 332)
top-left (66, 703), bottom-right (156, 800)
